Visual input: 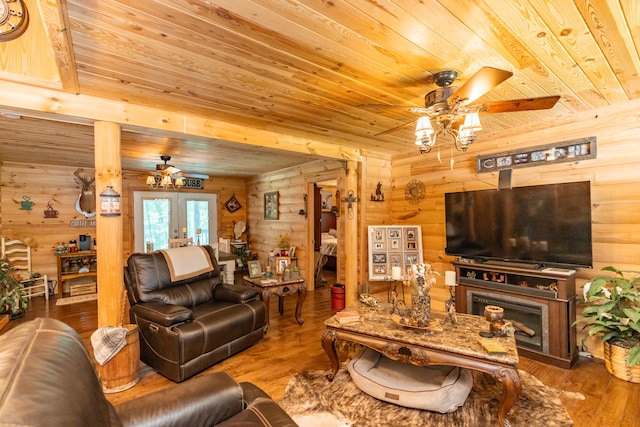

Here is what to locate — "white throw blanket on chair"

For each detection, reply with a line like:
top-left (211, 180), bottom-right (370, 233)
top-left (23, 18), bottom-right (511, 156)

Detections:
top-left (160, 246), bottom-right (214, 281)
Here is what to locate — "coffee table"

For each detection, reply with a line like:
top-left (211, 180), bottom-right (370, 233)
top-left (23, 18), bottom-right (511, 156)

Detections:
top-left (243, 275), bottom-right (306, 331)
top-left (322, 302), bottom-right (521, 427)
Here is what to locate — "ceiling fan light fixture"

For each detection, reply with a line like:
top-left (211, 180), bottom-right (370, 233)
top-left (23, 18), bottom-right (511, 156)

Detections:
top-left (461, 112), bottom-right (482, 132)
top-left (146, 175), bottom-right (156, 185)
top-left (415, 116), bottom-right (435, 147)
top-left (161, 175), bottom-right (173, 187)
top-left (174, 176), bottom-right (185, 187)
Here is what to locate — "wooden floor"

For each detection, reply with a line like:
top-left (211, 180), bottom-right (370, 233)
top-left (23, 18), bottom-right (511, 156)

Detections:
top-left (3, 270), bottom-right (639, 427)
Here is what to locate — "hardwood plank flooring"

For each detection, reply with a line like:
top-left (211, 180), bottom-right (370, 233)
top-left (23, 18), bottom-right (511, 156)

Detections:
top-left (2, 270), bottom-right (638, 426)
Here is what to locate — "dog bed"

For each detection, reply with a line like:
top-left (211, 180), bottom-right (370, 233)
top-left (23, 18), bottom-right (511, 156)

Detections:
top-left (347, 346), bottom-right (473, 413)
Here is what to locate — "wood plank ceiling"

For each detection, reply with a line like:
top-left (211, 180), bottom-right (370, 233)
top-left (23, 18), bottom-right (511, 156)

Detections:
top-left (0, 0), bottom-right (638, 177)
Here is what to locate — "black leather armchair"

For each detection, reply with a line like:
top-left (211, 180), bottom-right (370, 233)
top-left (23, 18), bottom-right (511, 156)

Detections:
top-left (124, 245), bottom-right (265, 382)
top-left (0, 318), bottom-right (297, 427)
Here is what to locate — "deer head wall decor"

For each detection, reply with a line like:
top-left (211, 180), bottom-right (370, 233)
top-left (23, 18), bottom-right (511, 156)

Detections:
top-left (74, 168), bottom-right (96, 218)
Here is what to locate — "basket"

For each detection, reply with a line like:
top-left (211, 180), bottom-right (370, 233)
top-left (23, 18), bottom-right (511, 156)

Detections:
top-left (603, 340), bottom-right (640, 383)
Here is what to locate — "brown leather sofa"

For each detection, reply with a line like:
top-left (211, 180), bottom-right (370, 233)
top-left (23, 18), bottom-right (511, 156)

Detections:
top-left (0, 318), bottom-right (297, 427)
top-left (124, 245), bottom-right (265, 382)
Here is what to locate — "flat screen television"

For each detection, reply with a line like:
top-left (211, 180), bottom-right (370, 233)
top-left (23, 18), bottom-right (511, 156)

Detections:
top-left (444, 181), bottom-right (592, 269)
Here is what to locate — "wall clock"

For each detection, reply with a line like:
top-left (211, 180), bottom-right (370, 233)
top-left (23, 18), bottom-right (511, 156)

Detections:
top-left (405, 179), bottom-right (425, 205)
top-left (0, 0), bottom-right (29, 42)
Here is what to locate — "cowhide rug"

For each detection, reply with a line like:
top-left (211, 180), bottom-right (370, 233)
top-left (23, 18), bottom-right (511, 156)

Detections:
top-left (279, 367), bottom-right (583, 427)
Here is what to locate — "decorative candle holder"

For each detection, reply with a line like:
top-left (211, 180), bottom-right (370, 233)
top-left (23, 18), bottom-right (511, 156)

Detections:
top-left (443, 270), bottom-right (458, 326)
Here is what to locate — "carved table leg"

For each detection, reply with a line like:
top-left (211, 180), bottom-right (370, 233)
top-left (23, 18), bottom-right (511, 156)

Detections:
top-left (321, 329), bottom-right (339, 380)
top-left (295, 284), bottom-right (307, 325)
top-left (495, 367), bottom-right (522, 427)
top-left (261, 289), bottom-right (271, 332)
top-left (278, 296), bottom-right (284, 315)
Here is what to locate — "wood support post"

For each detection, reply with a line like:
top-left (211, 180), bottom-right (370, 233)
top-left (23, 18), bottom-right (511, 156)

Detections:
top-left (344, 160), bottom-right (358, 307)
top-left (94, 121), bottom-right (124, 327)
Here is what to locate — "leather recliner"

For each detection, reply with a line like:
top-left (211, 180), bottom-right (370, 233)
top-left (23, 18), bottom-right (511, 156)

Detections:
top-left (0, 318), bottom-right (297, 427)
top-left (124, 245), bottom-right (265, 382)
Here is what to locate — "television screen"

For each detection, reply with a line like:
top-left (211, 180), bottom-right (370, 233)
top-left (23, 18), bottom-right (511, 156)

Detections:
top-left (445, 181), bottom-right (592, 269)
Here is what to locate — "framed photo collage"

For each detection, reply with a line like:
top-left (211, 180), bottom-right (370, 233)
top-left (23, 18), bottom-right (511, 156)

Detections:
top-left (368, 225), bottom-right (423, 281)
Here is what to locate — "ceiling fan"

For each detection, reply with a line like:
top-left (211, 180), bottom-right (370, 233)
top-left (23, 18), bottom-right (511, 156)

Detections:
top-left (147, 155), bottom-right (209, 190)
top-left (361, 67), bottom-right (560, 153)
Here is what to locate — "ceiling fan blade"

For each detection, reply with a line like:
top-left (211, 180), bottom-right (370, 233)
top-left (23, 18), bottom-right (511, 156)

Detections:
top-left (476, 95), bottom-right (561, 113)
top-left (359, 104), bottom-right (431, 115)
top-left (165, 165), bottom-right (181, 174)
top-left (374, 119), bottom-right (417, 136)
top-left (180, 172), bottom-right (209, 179)
top-left (448, 67), bottom-right (513, 106)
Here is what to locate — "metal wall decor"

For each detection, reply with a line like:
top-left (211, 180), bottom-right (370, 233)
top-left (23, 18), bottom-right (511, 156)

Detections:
top-left (476, 136), bottom-right (596, 174)
top-left (370, 182), bottom-right (384, 202)
top-left (224, 194), bottom-right (242, 213)
top-left (405, 179), bottom-right (425, 205)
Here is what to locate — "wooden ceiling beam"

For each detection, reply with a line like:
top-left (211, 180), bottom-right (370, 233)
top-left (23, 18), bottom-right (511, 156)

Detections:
top-left (0, 80), bottom-right (362, 162)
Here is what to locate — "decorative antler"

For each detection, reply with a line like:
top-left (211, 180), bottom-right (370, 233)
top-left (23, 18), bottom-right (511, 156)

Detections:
top-left (74, 168), bottom-right (95, 188)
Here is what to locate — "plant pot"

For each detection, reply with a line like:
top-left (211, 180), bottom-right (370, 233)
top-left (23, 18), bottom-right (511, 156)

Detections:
top-left (603, 340), bottom-right (640, 383)
top-left (0, 309), bottom-right (25, 320)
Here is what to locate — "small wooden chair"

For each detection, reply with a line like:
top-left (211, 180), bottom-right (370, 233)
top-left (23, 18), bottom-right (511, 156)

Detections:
top-left (314, 252), bottom-right (328, 288)
top-left (1, 238), bottom-right (49, 300)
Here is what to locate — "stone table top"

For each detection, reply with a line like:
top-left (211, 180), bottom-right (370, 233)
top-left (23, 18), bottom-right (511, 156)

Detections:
top-left (325, 302), bottom-right (519, 366)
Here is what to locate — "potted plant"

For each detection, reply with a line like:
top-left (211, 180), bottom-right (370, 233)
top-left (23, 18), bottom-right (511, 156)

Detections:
top-left (278, 234), bottom-right (289, 256)
top-left (576, 266), bottom-right (640, 382)
top-left (0, 258), bottom-right (28, 319)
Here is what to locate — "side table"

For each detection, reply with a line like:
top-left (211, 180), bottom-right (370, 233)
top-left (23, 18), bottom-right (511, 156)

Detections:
top-left (243, 275), bottom-right (306, 331)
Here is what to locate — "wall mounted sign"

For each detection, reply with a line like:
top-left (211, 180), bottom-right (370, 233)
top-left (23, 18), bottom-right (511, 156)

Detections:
top-left (475, 136), bottom-right (596, 174)
top-left (70, 220), bottom-right (96, 227)
top-left (181, 177), bottom-right (204, 190)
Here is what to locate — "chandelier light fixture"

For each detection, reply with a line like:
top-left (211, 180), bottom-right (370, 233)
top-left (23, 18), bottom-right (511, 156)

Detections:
top-left (146, 172), bottom-right (185, 190)
top-left (415, 111), bottom-right (482, 154)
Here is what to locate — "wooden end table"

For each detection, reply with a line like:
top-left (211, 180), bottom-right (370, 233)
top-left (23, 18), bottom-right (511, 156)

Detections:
top-left (322, 302), bottom-right (522, 427)
top-left (243, 275), bottom-right (306, 331)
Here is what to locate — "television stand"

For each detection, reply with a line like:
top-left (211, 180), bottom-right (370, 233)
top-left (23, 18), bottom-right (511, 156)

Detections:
top-left (480, 260), bottom-right (541, 270)
top-left (453, 260), bottom-right (578, 368)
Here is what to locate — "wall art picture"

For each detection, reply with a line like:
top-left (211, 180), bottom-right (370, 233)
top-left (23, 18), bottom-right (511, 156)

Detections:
top-left (264, 191), bottom-right (279, 220)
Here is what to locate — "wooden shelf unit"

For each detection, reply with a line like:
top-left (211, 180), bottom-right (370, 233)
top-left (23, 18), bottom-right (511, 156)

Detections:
top-left (56, 250), bottom-right (97, 298)
top-left (453, 261), bottom-right (578, 369)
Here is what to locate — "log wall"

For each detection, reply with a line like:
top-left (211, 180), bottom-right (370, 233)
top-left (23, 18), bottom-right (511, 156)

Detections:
top-left (389, 99), bottom-right (640, 287)
top-left (0, 162), bottom-right (247, 284)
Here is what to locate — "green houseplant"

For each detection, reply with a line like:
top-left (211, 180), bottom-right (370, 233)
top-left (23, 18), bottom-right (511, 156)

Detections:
top-left (0, 258), bottom-right (28, 318)
top-left (576, 266), bottom-right (640, 380)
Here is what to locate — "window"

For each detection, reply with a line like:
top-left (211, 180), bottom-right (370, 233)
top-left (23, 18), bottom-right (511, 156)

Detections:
top-left (133, 192), bottom-right (218, 252)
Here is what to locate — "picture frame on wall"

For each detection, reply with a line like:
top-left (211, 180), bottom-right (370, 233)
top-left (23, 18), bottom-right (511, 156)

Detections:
top-left (368, 225), bottom-right (424, 281)
top-left (248, 260), bottom-right (262, 278)
top-left (264, 191), bottom-right (279, 220)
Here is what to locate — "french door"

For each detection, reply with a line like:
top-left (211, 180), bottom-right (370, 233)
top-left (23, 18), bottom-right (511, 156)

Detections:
top-left (133, 191), bottom-right (218, 252)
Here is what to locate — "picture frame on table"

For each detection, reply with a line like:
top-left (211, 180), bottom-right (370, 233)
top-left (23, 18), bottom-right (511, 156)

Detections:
top-left (264, 191), bottom-right (279, 220)
top-left (248, 260), bottom-right (262, 278)
top-left (276, 256), bottom-right (291, 274)
top-left (288, 246), bottom-right (296, 257)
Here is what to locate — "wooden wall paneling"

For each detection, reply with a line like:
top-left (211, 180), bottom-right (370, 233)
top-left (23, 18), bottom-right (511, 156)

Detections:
top-left (360, 155), bottom-right (392, 295)
top-left (0, 162), bottom-right (249, 287)
top-left (246, 159), bottom-right (347, 290)
top-left (390, 100), bottom-right (640, 294)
